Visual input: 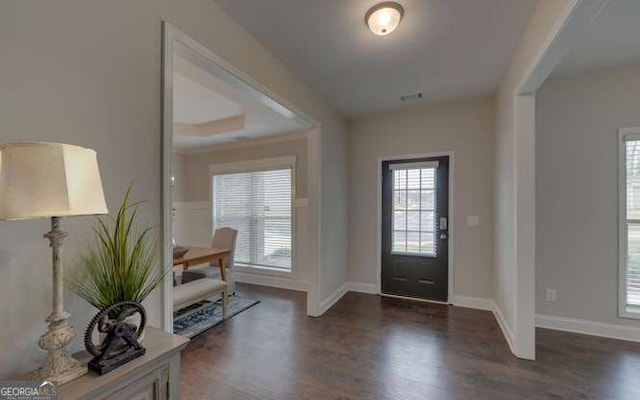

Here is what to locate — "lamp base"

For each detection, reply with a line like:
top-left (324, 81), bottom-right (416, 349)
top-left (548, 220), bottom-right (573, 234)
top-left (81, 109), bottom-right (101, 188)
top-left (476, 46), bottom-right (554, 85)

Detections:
top-left (28, 217), bottom-right (88, 385)
top-left (30, 353), bottom-right (87, 386)
top-left (29, 314), bottom-right (87, 385)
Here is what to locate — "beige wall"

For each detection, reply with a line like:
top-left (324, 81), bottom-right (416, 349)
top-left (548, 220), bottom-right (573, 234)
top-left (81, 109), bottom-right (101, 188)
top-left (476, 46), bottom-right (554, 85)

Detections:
top-left (536, 64), bottom-right (640, 328)
top-left (180, 136), bottom-right (308, 202)
top-left (348, 97), bottom-right (495, 300)
top-left (319, 126), bottom-right (349, 301)
top-left (0, 0), bottom-right (346, 377)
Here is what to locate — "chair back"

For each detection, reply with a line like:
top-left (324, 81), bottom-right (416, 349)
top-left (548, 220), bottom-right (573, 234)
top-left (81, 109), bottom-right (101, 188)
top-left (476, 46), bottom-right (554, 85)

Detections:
top-left (211, 227), bottom-right (238, 268)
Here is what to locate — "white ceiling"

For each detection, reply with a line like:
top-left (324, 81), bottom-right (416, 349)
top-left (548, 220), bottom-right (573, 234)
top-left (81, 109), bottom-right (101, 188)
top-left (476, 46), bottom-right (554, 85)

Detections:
top-left (553, 0), bottom-right (640, 77)
top-left (215, 0), bottom-right (538, 117)
top-left (172, 52), bottom-right (307, 150)
top-left (173, 72), bottom-right (242, 124)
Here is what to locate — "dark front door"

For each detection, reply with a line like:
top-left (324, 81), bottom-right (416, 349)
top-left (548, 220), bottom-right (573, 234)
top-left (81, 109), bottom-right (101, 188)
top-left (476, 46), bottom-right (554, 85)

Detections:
top-left (381, 156), bottom-right (449, 301)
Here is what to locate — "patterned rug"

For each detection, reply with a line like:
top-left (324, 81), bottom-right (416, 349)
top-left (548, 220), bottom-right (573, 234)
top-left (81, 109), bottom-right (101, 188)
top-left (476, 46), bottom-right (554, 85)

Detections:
top-left (173, 296), bottom-right (260, 338)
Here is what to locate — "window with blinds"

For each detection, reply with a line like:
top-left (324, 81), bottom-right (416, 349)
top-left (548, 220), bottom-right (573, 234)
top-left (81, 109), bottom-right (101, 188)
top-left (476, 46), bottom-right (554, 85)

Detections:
top-left (391, 162), bottom-right (437, 256)
top-left (213, 168), bottom-right (292, 271)
top-left (623, 136), bottom-right (640, 315)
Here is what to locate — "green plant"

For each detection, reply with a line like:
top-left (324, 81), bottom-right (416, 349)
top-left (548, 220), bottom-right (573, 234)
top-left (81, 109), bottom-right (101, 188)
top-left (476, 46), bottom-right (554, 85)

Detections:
top-left (67, 187), bottom-right (168, 311)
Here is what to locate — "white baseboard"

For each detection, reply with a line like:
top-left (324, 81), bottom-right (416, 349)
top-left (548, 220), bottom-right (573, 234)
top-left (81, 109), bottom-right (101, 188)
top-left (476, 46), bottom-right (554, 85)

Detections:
top-left (451, 295), bottom-right (515, 354)
top-left (318, 283), bottom-right (349, 316)
top-left (234, 272), bottom-right (307, 293)
top-left (536, 314), bottom-right (640, 343)
top-left (347, 281), bottom-right (378, 294)
top-left (492, 302), bottom-right (516, 354)
top-left (452, 295), bottom-right (494, 311)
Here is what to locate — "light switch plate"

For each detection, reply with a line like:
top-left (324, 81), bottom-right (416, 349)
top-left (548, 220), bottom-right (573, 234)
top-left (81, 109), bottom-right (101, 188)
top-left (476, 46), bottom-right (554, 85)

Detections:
top-left (467, 216), bottom-right (480, 226)
top-left (545, 288), bottom-right (557, 302)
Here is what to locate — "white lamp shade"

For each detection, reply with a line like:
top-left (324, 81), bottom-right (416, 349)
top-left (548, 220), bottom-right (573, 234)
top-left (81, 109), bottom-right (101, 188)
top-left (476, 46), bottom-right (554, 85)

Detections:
top-left (0, 142), bottom-right (108, 220)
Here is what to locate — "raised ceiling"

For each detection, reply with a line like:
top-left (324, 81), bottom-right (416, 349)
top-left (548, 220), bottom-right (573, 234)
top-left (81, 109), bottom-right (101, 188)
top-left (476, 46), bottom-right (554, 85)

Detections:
top-left (215, 0), bottom-right (538, 117)
top-left (172, 52), bottom-right (307, 150)
top-left (553, 0), bottom-right (640, 77)
top-left (173, 72), bottom-right (242, 125)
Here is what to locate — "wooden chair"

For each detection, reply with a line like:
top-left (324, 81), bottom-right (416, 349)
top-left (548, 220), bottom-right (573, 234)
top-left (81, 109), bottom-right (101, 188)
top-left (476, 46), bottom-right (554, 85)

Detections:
top-left (182, 227), bottom-right (238, 293)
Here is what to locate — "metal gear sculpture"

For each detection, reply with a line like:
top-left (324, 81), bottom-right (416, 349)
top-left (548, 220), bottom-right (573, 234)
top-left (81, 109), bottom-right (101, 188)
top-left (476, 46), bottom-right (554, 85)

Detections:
top-left (84, 301), bottom-right (146, 374)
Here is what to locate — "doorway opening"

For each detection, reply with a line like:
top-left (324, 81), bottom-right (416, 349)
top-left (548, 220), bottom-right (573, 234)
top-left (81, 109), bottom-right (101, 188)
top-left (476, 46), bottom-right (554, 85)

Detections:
top-left (161, 22), bottom-right (321, 332)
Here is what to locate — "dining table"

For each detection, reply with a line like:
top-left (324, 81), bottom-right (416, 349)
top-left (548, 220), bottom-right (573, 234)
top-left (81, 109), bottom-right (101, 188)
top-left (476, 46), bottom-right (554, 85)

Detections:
top-left (172, 246), bottom-right (231, 281)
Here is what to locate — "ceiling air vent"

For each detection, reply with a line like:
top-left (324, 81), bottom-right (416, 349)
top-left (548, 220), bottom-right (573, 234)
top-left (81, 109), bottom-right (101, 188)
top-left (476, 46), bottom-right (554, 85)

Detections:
top-left (233, 135), bottom-right (252, 141)
top-left (400, 92), bottom-right (423, 102)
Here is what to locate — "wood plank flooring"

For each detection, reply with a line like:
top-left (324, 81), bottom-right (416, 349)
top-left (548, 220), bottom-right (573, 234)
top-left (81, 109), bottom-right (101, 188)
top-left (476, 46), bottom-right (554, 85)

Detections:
top-left (180, 283), bottom-right (640, 399)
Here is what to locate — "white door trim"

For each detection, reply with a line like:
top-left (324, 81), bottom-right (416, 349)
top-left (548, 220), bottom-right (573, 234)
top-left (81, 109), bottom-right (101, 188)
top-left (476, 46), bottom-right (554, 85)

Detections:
top-left (376, 151), bottom-right (455, 303)
top-left (503, 0), bottom-right (610, 360)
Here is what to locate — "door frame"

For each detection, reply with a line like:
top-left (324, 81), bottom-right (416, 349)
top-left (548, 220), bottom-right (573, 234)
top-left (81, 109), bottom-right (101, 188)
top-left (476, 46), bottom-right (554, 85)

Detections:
top-left (161, 22), bottom-right (322, 331)
top-left (376, 151), bottom-right (455, 303)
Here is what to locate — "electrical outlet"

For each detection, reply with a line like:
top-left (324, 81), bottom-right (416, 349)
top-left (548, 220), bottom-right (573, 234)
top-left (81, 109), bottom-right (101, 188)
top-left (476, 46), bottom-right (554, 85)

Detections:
top-left (545, 288), bottom-right (556, 302)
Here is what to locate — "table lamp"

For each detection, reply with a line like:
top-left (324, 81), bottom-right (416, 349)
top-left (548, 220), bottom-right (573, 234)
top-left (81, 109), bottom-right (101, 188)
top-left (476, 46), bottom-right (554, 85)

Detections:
top-left (0, 142), bottom-right (108, 385)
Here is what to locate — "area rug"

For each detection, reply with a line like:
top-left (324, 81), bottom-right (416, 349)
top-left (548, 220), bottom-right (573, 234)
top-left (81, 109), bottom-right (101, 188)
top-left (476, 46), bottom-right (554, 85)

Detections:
top-left (173, 296), bottom-right (260, 338)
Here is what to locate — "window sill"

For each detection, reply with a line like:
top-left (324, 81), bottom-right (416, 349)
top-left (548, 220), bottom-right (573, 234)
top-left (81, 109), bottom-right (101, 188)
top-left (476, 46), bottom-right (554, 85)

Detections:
top-left (619, 306), bottom-right (640, 320)
top-left (234, 264), bottom-right (292, 278)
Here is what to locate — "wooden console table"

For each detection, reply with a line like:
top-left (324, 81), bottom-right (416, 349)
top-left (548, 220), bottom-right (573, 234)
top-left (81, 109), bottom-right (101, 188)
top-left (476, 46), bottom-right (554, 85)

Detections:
top-left (58, 327), bottom-right (188, 400)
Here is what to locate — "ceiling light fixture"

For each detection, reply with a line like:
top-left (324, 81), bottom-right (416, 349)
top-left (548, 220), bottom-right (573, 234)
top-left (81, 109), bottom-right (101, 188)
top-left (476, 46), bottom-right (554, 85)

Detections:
top-left (365, 2), bottom-right (404, 36)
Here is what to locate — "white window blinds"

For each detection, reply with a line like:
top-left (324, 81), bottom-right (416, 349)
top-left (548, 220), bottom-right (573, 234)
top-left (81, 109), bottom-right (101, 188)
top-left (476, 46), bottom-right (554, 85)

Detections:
top-left (624, 138), bottom-right (640, 312)
top-left (213, 168), bottom-right (292, 270)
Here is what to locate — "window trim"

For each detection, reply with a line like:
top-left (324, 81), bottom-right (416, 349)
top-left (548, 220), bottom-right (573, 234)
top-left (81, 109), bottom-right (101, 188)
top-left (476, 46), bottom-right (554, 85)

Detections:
top-left (209, 156), bottom-right (296, 275)
top-left (388, 164), bottom-right (438, 257)
top-left (618, 128), bottom-right (640, 319)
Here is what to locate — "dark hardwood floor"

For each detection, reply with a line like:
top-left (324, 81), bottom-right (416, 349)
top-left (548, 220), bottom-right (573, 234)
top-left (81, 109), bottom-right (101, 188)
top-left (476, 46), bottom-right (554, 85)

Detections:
top-left (180, 283), bottom-right (640, 399)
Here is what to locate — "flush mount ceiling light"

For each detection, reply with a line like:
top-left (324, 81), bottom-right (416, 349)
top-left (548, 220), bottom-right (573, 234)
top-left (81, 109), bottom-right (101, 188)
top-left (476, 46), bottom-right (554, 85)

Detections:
top-left (365, 2), bottom-right (404, 36)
